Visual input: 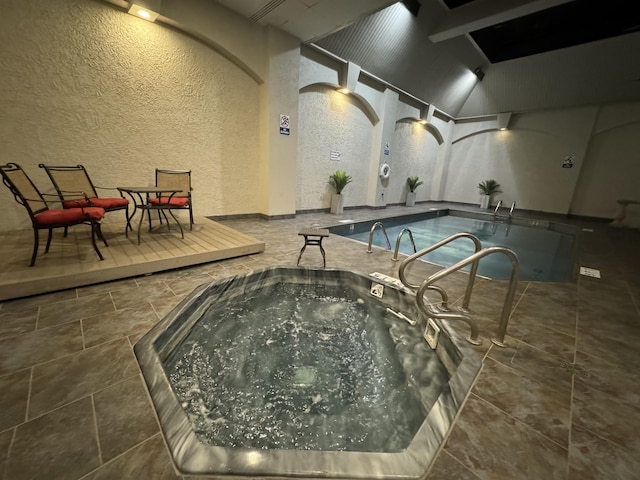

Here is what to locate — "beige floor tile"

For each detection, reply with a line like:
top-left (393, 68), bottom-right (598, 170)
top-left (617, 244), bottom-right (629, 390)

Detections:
top-left (473, 357), bottom-right (571, 446)
top-left (38, 293), bottom-right (116, 329)
top-left (81, 434), bottom-right (179, 480)
top-left (82, 304), bottom-right (160, 348)
top-left (28, 338), bottom-right (139, 418)
top-left (0, 322), bottom-right (83, 376)
top-left (0, 428), bottom-right (12, 479)
top-left (5, 397), bottom-right (100, 480)
top-left (444, 394), bottom-right (568, 480)
top-left (93, 376), bottom-right (159, 462)
top-left (0, 369), bottom-right (30, 432)
top-left (568, 423), bottom-right (640, 480)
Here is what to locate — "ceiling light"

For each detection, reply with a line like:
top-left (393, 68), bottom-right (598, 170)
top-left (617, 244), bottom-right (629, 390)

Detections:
top-left (128, 3), bottom-right (159, 22)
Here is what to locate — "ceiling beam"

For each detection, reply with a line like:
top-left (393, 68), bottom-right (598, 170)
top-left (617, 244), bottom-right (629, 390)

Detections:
top-left (429, 0), bottom-right (573, 42)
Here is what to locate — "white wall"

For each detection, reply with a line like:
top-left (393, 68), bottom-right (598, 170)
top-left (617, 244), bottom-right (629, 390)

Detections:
top-left (386, 122), bottom-right (440, 204)
top-left (442, 108), bottom-right (599, 214)
top-left (570, 102), bottom-right (640, 222)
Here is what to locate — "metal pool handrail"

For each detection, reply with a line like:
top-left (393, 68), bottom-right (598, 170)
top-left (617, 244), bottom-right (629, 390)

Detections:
top-left (392, 228), bottom-right (417, 261)
top-left (493, 200), bottom-right (503, 218)
top-left (398, 232), bottom-right (482, 310)
top-left (509, 201), bottom-right (516, 217)
top-left (416, 246), bottom-right (520, 347)
top-left (366, 221), bottom-right (391, 253)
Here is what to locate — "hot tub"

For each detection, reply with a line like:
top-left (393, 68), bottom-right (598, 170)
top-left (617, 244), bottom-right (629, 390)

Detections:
top-left (134, 267), bottom-right (481, 478)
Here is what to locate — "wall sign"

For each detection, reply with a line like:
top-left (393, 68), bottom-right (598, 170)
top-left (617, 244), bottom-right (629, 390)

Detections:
top-left (383, 141), bottom-right (390, 155)
top-left (562, 155), bottom-right (574, 168)
top-left (279, 114), bottom-right (290, 135)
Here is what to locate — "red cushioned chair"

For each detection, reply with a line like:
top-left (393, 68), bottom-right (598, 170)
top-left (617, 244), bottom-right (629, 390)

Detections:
top-left (38, 164), bottom-right (129, 232)
top-left (1, 163), bottom-right (107, 266)
top-left (148, 168), bottom-right (193, 230)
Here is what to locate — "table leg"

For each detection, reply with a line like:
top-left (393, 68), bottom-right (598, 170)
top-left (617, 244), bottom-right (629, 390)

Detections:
top-left (319, 238), bottom-right (326, 268)
top-left (297, 238), bottom-right (308, 266)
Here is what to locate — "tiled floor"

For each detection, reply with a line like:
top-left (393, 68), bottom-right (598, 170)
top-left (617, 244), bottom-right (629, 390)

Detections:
top-left (1, 203), bottom-right (639, 480)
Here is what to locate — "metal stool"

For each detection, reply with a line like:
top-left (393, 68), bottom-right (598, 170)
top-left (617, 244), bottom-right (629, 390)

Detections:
top-left (297, 228), bottom-right (329, 267)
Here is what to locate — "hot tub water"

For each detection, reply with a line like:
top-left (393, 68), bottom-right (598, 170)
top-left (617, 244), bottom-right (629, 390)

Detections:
top-left (164, 282), bottom-right (448, 452)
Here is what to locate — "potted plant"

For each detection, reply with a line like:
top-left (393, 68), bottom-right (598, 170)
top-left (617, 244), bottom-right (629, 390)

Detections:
top-left (405, 176), bottom-right (424, 206)
top-left (328, 170), bottom-right (352, 214)
top-left (477, 179), bottom-right (502, 209)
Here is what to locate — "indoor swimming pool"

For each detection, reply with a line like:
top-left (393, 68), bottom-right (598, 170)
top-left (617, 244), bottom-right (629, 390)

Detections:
top-left (330, 210), bottom-right (577, 282)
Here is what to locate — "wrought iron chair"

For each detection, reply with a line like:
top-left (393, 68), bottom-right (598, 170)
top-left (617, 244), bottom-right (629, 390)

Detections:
top-left (1, 163), bottom-right (107, 266)
top-left (38, 164), bottom-right (129, 229)
top-left (148, 169), bottom-right (193, 230)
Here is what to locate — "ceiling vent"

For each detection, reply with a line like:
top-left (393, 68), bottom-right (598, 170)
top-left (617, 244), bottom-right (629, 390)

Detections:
top-left (249, 0), bottom-right (286, 22)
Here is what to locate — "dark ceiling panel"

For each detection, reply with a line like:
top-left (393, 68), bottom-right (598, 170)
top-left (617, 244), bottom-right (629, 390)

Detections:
top-left (442, 0), bottom-right (473, 8)
top-left (445, 0), bottom-right (640, 63)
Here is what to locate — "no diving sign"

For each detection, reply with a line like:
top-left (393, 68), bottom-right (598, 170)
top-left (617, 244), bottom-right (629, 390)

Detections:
top-left (280, 114), bottom-right (290, 135)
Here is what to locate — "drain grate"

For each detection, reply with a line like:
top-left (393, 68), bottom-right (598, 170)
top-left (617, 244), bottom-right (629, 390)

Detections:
top-left (560, 361), bottom-right (590, 378)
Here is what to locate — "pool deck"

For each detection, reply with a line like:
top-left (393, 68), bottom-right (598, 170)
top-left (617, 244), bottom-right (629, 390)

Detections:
top-left (1, 202), bottom-right (639, 479)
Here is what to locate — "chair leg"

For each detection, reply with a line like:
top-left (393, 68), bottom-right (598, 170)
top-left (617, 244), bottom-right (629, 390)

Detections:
top-left (189, 205), bottom-right (194, 230)
top-left (167, 209), bottom-right (184, 239)
top-left (63, 226), bottom-right (69, 237)
top-left (44, 229), bottom-right (53, 253)
top-left (90, 222), bottom-right (105, 261)
top-left (96, 223), bottom-right (108, 247)
top-left (29, 228), bottom-right (39, 267)
top-left (157, 210), bottom-right (163, 226)
top-left (161, 210), bottom-right (171, 230)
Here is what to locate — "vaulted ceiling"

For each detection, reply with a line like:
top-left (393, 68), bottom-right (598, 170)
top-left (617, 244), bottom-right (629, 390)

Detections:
top-left (215, 0), bottom-right (640, 116)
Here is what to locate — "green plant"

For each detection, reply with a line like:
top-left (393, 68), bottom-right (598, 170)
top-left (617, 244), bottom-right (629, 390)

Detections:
top-left (329, 170), bottom-right (352, 194)
top-left (477, 179), bottom-right (502, 196)
top-left (406, 176), bottom-right (424, 192)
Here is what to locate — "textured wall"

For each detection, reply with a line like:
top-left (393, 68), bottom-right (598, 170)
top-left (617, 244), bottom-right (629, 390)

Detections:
top-left (385, 122), bottom-right (439, 204)
top-left (442, 108), bottom-right (596, 214)
top-left (296, 89), bottom-right (373, 210)
top-left (0, 0), bottom-right (260, 231)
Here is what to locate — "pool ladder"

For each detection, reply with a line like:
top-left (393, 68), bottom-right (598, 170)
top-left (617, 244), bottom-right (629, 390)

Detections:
top-left (398, 233), bottom-right (520, 347)
top-left (367, 223), bottom-right (418, 260)
top-left (494, 200), bottom-right (516, 220)
top-left (366, 222), bottom-right (391, 253)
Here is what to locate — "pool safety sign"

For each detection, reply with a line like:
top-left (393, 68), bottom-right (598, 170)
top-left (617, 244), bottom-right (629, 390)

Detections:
top-left (279, 114), bottom-right (290, 135)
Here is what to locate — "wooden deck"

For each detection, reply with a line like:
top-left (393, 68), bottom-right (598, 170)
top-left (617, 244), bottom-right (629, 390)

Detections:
top-left (0, 217), bottom-right (265, 301)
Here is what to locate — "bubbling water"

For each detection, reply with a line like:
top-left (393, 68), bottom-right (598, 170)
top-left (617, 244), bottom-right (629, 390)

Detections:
top-left (164, 282), bottom-right (449, 452)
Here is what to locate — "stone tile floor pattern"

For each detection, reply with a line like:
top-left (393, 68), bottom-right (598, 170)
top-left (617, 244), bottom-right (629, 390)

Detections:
top-left (1, 203), bottom-right (639, 479)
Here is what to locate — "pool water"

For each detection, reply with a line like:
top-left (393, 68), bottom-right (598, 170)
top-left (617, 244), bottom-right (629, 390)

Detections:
top-left (164, 282), bottom-right (448, 452)
top-left (336, 213), bottom-right (576, 281)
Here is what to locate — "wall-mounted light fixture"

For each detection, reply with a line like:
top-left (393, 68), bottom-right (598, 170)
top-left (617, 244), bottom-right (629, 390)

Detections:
top-left (418, 104), bottom-right (434, 125)
top-left (338, 62), bottom-right (360, 95)
top-left (497, 112), bottom-right (512, 131)
top-left (128, 2), bottom-right (160, 22)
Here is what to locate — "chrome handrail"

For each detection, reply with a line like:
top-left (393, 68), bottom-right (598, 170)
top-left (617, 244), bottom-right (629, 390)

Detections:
top-left (416, 246), bottom-right (520, 347)
top-left (391, 228), bottom-right (417, 261)
top-left (398, 232), bottom-right (482, 310)
top-left (493, 200), bottom-right (503, 218)
top-left (509, 201), bottom-right (516, 217)
top-left (366, 221), bottom-right (391, 253)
